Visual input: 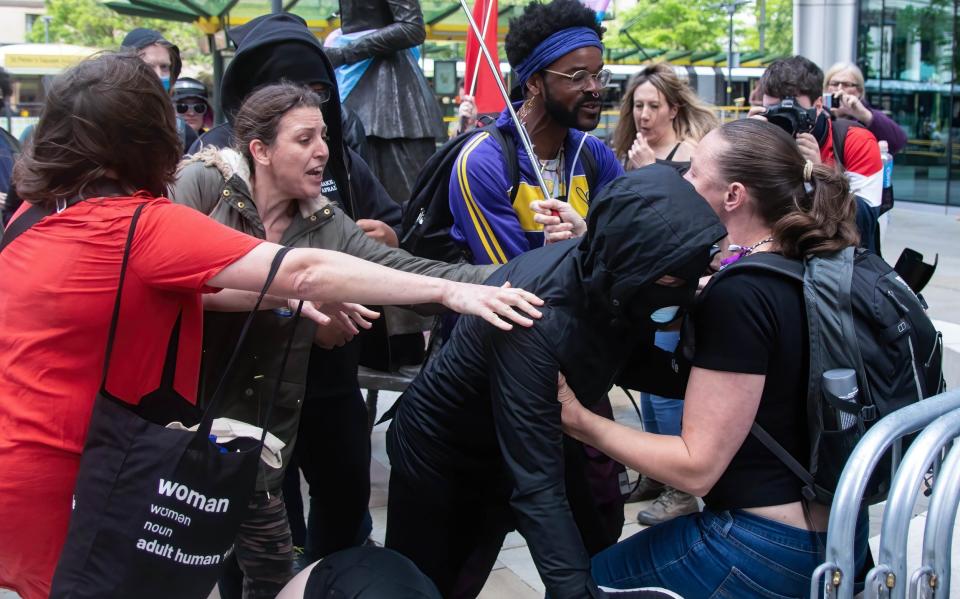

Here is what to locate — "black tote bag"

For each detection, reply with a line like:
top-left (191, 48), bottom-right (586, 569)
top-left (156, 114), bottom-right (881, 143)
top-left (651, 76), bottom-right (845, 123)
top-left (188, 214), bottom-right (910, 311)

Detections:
top-left (49, 204), bottom-right (302, 598)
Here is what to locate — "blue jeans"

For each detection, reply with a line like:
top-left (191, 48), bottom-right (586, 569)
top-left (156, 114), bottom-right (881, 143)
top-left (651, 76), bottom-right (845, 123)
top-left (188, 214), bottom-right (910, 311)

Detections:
top-left (639, 331), bottom-right (682, 436)
top-left (592, 509), bottom-right (868, 598)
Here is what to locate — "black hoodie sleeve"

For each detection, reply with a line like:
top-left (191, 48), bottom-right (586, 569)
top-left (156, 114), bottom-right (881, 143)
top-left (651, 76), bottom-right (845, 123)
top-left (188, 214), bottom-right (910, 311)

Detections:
top-left (346, 148), bottom-right (402, 227)
top-left (325, 0), bottom-right (426, 67)
top-left (486, 321), bottom-right (603, 599)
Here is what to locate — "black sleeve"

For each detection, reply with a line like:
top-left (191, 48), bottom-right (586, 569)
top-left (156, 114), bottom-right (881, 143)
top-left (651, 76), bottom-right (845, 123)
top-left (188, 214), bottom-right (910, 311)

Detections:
top-left (487, 320), bottom-right (602, 599)
top-left (347, 148), bottom-right (402, 227)
top-left (692, 275), bottom-right (778, 374)
top-left (341, 108), bottom-right (370, 163)
top-left (326, 0), bottom-right (426, 67)
top-left (616, 343), bottom-right (690, 398)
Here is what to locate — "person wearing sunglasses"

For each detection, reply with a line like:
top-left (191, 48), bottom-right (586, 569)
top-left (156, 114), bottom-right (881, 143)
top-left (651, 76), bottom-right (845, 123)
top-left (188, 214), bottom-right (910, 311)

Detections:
top-left (173, 77), bottom-right (213, 134)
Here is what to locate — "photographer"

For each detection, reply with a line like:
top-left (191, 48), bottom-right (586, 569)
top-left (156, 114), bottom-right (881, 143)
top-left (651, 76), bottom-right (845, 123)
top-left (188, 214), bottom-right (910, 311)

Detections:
top-left (751, 56), bottom-right (883, 211)
top-left (824, 62), bottom-right (907, 155)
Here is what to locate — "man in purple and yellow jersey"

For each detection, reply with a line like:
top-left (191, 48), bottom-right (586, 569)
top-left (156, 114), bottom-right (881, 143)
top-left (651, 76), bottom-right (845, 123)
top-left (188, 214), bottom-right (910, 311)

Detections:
top-left (448, 0), bottom-right (623, 266)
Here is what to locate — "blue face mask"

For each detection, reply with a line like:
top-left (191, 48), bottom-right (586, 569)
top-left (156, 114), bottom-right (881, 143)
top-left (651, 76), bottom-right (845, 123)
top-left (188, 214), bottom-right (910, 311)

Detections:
top-left (650, 305), bottom-right (680, 324)
top-left (160, 76), bottom-right (170, 92)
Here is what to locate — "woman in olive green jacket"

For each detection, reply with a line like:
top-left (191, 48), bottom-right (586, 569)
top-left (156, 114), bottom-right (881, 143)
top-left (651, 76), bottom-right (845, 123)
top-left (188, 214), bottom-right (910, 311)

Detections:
top-left (169, 83), bottom-right (499, 599)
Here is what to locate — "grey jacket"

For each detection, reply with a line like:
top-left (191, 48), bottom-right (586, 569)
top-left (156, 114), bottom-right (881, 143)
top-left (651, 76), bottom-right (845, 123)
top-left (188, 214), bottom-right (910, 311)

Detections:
top-left (170, 147), bottom-right (495, 489)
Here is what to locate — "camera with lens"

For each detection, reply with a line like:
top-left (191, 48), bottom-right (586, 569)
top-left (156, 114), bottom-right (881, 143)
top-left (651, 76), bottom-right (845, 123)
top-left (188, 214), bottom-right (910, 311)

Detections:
top-left (764, 97), bottom-right (818, 137)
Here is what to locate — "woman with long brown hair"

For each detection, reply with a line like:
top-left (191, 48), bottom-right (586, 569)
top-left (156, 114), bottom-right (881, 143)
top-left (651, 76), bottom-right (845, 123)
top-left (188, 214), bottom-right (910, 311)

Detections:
top-left (558, 119), bottom-right (868, 597)
top-left (0, 53), bottom-right (542, 599)
top-left (611, 63), bottom-right (719, 170)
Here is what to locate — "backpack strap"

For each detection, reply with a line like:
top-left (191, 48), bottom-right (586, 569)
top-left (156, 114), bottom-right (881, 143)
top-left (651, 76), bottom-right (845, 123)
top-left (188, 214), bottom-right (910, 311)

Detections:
top-left (489, 126), bottom-right (520, 205)
top-left (830, 118), bottom-right (864, 170)
top-left (702, 253), bottom-right (820, 501)
top-left (750, 422), bottom-right (818, 501)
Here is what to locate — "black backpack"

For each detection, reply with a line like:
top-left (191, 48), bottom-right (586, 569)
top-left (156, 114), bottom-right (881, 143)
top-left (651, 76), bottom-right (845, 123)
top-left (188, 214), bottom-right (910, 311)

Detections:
top-left (399, 124), bottom-right (596, 263)
top-left (702, 248), bottom-right (945, 505)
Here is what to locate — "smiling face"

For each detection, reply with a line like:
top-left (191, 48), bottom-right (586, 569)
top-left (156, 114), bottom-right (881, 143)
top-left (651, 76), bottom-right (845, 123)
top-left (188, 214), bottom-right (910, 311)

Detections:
top-left (538, 46), bottom-right (605, 131)
top-left (260, 106), bottom-right (329, 200)
top-left (632, 81), bottom-right (678, 146)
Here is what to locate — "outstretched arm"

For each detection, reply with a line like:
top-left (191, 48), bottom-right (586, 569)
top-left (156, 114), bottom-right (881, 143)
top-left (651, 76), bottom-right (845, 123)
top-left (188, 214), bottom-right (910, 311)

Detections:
top-left (208, 242), bottom-right (542, 331)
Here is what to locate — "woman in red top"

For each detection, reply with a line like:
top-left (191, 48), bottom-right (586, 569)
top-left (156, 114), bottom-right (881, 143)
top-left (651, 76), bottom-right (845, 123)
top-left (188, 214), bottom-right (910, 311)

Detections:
top-left (0, 53), bottom-right (543, 599)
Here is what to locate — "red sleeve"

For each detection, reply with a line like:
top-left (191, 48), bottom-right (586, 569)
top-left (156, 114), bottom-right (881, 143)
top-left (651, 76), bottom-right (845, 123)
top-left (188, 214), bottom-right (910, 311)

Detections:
top-left (129, 200), bottom-right (263, 293)
top-left (842, 127), bottom-right (883, 177)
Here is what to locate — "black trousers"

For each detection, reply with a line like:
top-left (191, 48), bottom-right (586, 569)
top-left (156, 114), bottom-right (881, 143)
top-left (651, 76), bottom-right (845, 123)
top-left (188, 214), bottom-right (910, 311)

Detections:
top-left (385, 438), bottom-right (623, 599)
top-left (284, 343), bottom-right (373, 559)
top-left (385, 468), bottom-right (514, 599)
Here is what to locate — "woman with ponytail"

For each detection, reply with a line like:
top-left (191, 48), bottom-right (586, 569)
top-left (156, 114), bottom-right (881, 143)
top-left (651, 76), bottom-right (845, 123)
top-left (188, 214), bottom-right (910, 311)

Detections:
top-left (553, 119), bottom-right (867, 597)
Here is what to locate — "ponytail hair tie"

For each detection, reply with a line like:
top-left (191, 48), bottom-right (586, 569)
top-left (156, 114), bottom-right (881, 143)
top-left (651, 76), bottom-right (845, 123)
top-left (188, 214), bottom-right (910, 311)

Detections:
top-left (803, 159), bottom-right (814, 182)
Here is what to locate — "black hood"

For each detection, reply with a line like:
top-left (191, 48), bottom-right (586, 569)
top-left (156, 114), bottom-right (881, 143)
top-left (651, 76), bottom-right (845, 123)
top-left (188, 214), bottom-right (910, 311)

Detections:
top-left (221, 14), bottom-right (343, 151)
top-left (220, 13), bottom-right (351, 212)
top-left (577, 163), bottom-right (727, 319)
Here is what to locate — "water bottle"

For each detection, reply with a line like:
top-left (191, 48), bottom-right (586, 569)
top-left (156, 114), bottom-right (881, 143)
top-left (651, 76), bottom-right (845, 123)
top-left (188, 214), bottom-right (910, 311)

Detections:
top-left (822, 369), bottom-right (860, 431)
top-left (879, 140), bottom-right (894, 214)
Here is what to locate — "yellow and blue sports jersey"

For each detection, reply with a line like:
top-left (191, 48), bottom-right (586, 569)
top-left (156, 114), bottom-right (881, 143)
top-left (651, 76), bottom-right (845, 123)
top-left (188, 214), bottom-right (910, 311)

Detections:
top-left (447, 108), bottom-right (624, 265)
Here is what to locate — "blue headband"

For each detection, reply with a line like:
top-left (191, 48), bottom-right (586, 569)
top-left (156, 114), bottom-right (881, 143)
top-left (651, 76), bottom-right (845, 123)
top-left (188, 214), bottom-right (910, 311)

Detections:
top-left (513, 27), bottom-right (603, 89)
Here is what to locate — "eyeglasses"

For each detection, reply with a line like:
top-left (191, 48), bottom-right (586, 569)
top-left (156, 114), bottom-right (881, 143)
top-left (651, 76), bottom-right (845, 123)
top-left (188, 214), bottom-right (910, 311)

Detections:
top-left (542, 68), bottom-right (612, 90)
top-left (310, 86), bottom-right (332, 104)
top-left (826, 80), bottom-right (860, 91)
top-left (176, 102), bottom-right (208, 115)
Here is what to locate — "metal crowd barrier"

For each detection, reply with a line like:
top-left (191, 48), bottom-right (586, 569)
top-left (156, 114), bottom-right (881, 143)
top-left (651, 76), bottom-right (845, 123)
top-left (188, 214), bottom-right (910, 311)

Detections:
top-left (864, 409), bottom-right (960, 598)
top-left (810, 389), bottom-right (960, 599)
top-left (910, 439), bottom-right (960, 598)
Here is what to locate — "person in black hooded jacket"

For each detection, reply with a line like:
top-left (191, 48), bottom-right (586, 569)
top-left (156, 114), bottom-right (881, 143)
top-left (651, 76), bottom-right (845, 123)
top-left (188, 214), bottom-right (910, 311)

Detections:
top-left (183, 12), bottom-right (401, 588)
top-left (189, 14), bottom-right (395, 238)
top-left (385, 164), bottom-right (727, 599)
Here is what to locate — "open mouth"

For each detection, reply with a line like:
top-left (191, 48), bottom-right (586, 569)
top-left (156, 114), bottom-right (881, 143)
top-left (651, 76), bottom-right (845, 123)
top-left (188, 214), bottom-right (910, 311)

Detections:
top-left (305, 166), bottom-right (325, 177)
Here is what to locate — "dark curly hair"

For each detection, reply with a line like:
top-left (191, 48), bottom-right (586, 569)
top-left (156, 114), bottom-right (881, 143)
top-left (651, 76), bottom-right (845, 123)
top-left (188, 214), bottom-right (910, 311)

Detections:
top-left (504, 0), bottom-right (605, 68)
top-left (760, 55), bottom-right (824, 102)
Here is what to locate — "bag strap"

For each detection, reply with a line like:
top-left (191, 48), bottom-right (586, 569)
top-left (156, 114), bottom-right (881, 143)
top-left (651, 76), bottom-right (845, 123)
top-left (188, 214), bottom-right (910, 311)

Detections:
top-left (0, 204), bottom-right (49, 254)
top-left (196, 246), bottom-right (297, 440)
top-left (831, 118), bottom-right (863, 170)
top-left (99, 203), bottom-right (147, 387)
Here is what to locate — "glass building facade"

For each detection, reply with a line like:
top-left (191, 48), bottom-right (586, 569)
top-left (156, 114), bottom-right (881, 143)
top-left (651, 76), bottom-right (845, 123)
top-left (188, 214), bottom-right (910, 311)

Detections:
top-left (857, 0), bottom-right (959, 205)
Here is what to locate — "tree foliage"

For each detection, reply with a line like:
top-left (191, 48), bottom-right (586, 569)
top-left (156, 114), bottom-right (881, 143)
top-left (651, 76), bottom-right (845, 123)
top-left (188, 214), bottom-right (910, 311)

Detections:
top-left (27, 0), bottom-right (199, 57)
top-left (607, 0), bottom-right (728, 54)
top-left (743, 0), bottom-right (792, 56)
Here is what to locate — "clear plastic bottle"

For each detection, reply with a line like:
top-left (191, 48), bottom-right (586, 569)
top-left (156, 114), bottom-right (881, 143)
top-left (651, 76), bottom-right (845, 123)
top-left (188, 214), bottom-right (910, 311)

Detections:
top-left (879, 140), bottom-right (894, 213)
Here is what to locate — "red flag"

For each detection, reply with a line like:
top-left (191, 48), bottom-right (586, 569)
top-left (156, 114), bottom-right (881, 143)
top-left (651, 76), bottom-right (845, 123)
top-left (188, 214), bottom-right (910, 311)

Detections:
top-left (464, 0), bottom-right (505, 114)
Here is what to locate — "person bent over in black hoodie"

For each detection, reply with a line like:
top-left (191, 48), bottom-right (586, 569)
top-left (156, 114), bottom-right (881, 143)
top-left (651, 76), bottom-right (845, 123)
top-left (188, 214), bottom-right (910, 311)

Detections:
top-left (385, 164), bottom-right (727, 599)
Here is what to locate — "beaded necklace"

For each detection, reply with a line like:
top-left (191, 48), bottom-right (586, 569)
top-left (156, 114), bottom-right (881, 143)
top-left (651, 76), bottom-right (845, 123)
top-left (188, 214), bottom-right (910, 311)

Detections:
top-left (719, 236), bottom-right (775, 268)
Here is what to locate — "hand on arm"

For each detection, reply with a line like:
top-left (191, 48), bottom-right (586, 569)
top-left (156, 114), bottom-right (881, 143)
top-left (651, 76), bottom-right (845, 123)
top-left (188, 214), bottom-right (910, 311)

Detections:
top-left (559, 366), bottom-right (765, 497)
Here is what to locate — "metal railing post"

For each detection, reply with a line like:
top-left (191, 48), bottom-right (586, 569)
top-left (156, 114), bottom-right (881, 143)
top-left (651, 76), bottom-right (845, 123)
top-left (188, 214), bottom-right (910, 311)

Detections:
top-left (811, 390), bottom-right (960, 599)
top-left (912, 437), bottom-right (960, 598)
top-left (865, 409), bottom-right (960, 598)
